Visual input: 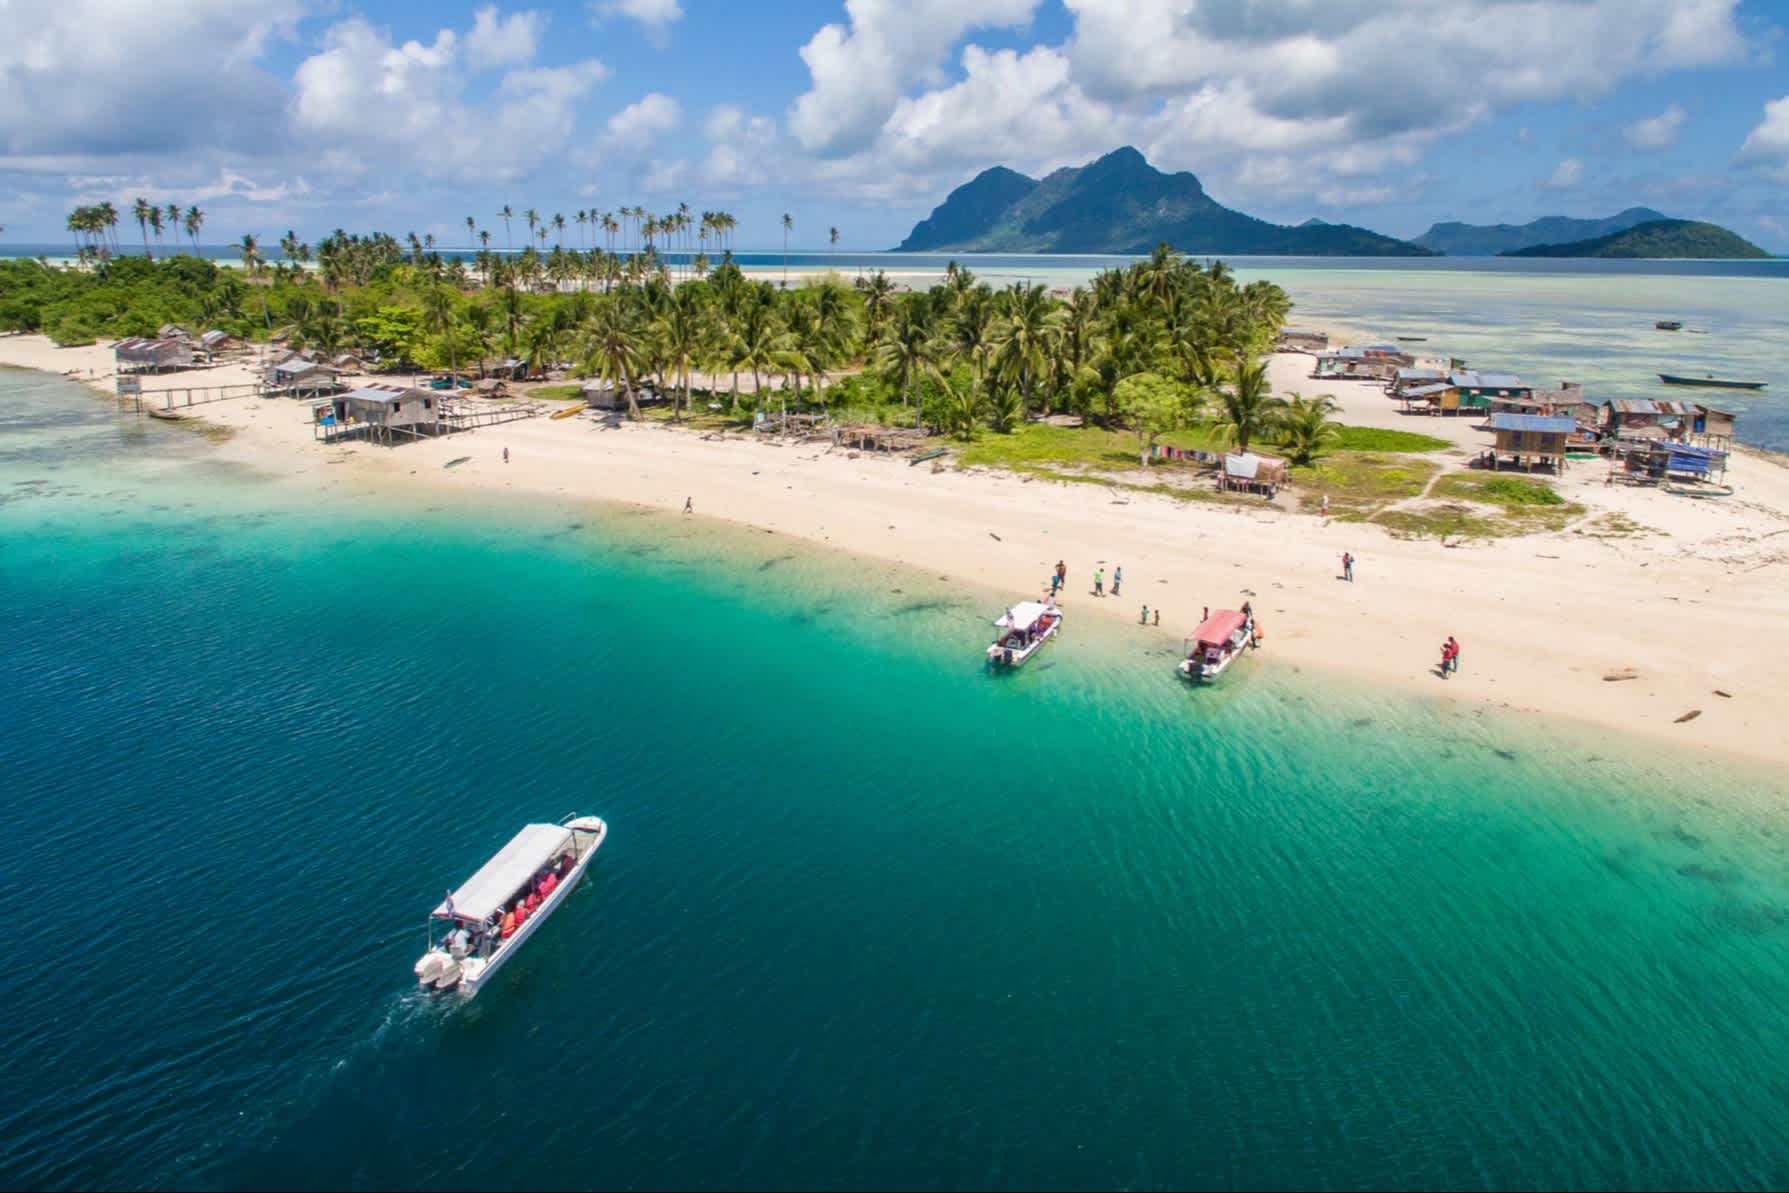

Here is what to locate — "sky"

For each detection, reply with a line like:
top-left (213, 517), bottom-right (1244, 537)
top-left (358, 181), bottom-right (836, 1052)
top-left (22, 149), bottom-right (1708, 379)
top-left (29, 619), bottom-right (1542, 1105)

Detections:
top-left (1, 0), bottom-right (1786, 252)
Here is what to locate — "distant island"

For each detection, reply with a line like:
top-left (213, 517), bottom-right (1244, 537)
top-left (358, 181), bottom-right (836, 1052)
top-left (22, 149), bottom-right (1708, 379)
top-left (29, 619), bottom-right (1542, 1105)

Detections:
top-left (1501, 219), bottom-right (1770, 260)
top-left (1414, 208), bottom-right (1667, 256)
top-left (894, 147), bottom-right (1432, 256)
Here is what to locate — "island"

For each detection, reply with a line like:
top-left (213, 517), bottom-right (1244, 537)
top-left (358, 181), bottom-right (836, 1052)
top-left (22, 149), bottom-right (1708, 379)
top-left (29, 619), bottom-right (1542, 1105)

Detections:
top-left (1500, 219), bottom-right (1770, 260)
top-left (894, 147), bottom-right (1433, 256)
top-left (1414, 208), bottom-right (1667, 256)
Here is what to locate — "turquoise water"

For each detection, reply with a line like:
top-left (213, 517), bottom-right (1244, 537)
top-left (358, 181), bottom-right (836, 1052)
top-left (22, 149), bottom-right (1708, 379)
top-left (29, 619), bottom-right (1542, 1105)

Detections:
top-left (4, 369), bottom-right (1789, 1190)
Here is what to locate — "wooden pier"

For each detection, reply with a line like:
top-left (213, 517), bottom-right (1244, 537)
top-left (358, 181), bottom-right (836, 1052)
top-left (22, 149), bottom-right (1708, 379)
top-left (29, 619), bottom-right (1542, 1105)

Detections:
top-left (120, 381), bottom-right (265, 414)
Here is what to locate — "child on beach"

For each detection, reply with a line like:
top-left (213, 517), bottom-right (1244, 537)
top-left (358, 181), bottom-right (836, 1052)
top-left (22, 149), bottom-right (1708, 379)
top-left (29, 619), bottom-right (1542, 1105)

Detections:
top-left (502, 447), bottom-right (510, 464)
top-left (1093, 568), bottom-right (1104, 597)
top-left (1140, 605), bottom-right (1149, 624)
top-left (1112, 565), bottom-right (1122, 596)
top-left (1342, 551), bottom-right (1354, 582)
top-left (1153, 608), bottom-right (1160, 626)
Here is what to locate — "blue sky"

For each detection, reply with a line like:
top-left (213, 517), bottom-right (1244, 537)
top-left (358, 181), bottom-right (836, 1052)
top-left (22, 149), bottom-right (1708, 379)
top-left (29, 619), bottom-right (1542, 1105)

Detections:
top-left (2, 0), bottom-right (1786, 251)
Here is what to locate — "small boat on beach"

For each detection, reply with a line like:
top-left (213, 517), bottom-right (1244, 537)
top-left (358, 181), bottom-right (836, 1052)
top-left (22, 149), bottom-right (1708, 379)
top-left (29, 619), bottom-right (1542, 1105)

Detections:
top-left (550, 405), bottom-right (582, 420)
top-left (1655, 320), bottom-right (1683, 331)
top-left (1177, 608), bottom-right (1258, 682)
top-left (414, 815), bottom-right (607, 997)
top-left (987, 600), bottom-right (1062, 668)
top-left (1657, 373), bottom-right (1766, 391)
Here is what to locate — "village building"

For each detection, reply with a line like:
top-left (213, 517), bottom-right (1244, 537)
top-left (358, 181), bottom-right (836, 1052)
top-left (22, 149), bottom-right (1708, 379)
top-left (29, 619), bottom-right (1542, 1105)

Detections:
top-left (311, 384), bottom-right (442, 445)
top-left (1277, 327), bottom-right (1329, 352)
top-left (1601, 398), bottom-right (1699, 440)
top-left (113, 337), bottom-right (194, 373)
top-left (1221, 451), bottom-right (1288, 497)
top-left (1488, 413), bottom-right (1575, 473)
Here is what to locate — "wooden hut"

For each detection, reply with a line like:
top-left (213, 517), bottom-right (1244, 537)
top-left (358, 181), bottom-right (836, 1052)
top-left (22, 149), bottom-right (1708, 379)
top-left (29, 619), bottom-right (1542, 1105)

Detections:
top-left (1488, 413), bottom-right (1573, 472)
top-left (1221, 451), bottom-right (1288, 496)
top-left (199, 329), bottom-right (241, 354)
top-left (1601, 398), bottom-right (1697, 440)
top-left (312, 384), bottom-right (441, 444)
top-left (1445, 371), bottom-right (1529, 415)
top-left (114, 336), bottom-right (194, 373)
top-left (267, 358), bottom-right (338, 396)
top-left (1277, 327), bottom-right (1329, 352)
top-left (1692, 405), bottom-right (1736, 449)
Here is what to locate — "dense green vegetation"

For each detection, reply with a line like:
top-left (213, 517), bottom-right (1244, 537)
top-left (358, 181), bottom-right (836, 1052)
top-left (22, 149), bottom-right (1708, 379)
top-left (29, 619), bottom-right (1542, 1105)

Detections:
top-left (896, 147), bottom-right (1433, 256)
top-left (1501, 219), bottom-right (1769, 259)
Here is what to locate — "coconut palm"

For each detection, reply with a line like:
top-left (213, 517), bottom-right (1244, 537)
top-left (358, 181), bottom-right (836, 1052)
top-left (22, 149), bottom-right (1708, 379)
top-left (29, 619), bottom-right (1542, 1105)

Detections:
top-left (829, 226), bottom-right (839, 250)
top-left (991, 283), bottom-right (1062, 420)
top-left (582, 300), bottom-right (644, 418)
top-left (423, 284), bottom-right (459, 375)
top-left (465, 216), bottom-right (476, 247)
top-left (1209, 357), bottom-right (1287, 454)
top-left (499, 205), bottom-right (514, 250)
top-left (132, 198), bottom-right (153, 259)
top-left (781, 212), bottom-right (792, 287)
top-left (875, 298), bottom-right (944, 421)
top-left (553, 212), bottom-right (565, 247)
top-left (1277, 394), bottom-right (1341, 465)
top-left (184, 206), bottom-right (204, 253)
top-left (165, 204), bottom-right (180, 251)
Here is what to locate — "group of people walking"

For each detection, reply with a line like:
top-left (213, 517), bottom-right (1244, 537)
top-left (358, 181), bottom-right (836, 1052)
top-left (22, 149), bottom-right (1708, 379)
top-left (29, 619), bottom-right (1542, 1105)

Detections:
top-left (1049, 560), bottom-right (1121, 599)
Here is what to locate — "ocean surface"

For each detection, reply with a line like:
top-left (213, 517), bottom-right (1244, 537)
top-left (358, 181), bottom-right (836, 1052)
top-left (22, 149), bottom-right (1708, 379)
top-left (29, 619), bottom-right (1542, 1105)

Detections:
top-left (3, 369), bottom-right (1789, 1191)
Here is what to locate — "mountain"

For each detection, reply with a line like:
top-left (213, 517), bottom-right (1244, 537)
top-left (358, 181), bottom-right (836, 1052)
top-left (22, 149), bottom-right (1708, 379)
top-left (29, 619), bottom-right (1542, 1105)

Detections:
top-left (893, 147), bottom-right (1432, 256)
top-left (1501, 219), bottom-right (1770, 260)
top-left (1413, 207), bottom-right (1667, 255)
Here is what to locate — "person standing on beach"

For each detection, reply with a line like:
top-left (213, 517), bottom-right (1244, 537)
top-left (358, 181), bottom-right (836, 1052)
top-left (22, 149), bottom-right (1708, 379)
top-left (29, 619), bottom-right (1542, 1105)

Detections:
top-left (1446, 635), bottom-right (1460, 674)
top-left (684, 497), bottom-right (693, 514)
top-left (502, 447), bottom-right (510, 464)
top-left (1152, 608), bottom-right (1160, 626)
top-left (1055, 560), bottom-right (1067, 590)
top-left (1140, 605), bottom-right (1149, 624)
top-left (1342, 551), bottom-right (1354, 582)
top-left (1439, 640), bottom-right (1454, 678)
top-left (1093, 568), bottom-right (1104, 597)
top-left (1050, 570), bottom-right (1062, 597)
top-left (1112, 565), bottom-right (1123, 596)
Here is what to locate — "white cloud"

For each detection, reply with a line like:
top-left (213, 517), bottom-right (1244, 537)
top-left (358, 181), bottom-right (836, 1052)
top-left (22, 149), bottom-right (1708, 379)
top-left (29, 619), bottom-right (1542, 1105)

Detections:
top-left (1738, 95), bottom-right (1789, 180)
top-left (290, 16), bottom-right (607, 184)
top-left (603, 93), bottom-right (682, 149)
top-left (789, 0), bottom-right (1042, 157)
top-left (465, 7), bottom-right (547, 70)
top-left (0, 0), bottom-right (303, 162)
top-left (589, 0), bottom-right (683, 46)
top-left (1545, 157), bottom-right (1584, 189)
top-left (702, 105), bottom-right (780, 187)
top-left (1625, 103), bottom-right (1687, 150)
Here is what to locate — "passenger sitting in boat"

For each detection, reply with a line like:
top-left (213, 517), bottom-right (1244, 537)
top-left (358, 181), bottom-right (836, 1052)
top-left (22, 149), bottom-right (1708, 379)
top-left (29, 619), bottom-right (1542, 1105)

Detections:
top-left (513, 899), bottom-right (530, 928)
top-left (500, 908), bottom-right (517, 939)
top-left (525, 890), bottom-right (540, 913)
top-left (541, 871), bottom-right (557, 897)
top-left (446, 926), bottom-right (471, 958)
top-left (559, 852), bottom-right (576, 877)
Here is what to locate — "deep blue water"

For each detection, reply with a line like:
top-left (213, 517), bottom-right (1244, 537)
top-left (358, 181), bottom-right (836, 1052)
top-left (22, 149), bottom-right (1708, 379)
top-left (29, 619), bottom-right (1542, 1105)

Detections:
top-left (3, 370), bottom-right (1789, 1191)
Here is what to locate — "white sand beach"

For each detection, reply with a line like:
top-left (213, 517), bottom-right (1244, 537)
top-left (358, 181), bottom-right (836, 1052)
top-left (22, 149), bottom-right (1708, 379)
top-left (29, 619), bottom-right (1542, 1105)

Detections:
top-left (7, 332), bottom-right (1789, 769)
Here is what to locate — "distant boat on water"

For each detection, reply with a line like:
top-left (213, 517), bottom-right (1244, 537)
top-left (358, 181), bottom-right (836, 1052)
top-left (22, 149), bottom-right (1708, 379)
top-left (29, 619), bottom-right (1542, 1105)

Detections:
top-left (1396, 336), bottom-right (1428, 342)
top-left (1657, 373), bottom-right (1766, 390)
top-left (1655, 320), bottom-right (1683, 331)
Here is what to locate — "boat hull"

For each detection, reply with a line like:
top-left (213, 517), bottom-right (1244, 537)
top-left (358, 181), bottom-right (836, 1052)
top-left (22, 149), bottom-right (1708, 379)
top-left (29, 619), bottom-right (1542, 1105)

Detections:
top-left (1657, 374), bottom-right (1765, 390)
top-left (987, 624), bottom-right (1059, 667)
top-left (424, 817), bottom-right (607, 998)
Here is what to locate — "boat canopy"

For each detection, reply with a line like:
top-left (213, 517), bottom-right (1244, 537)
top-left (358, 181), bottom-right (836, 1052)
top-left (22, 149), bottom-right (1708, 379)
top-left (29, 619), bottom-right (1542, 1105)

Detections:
top-left (434, 824), bottom-right (572, 922)
top-left (995, 601), bottom-right (1055, 630)
top-left (1189, 610), bottom-right (1247, 648)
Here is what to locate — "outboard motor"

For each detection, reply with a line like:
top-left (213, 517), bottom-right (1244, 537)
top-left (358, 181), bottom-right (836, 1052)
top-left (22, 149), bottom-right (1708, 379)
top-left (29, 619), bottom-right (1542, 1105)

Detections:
top-left (414, 950), bottom-right (452, 988)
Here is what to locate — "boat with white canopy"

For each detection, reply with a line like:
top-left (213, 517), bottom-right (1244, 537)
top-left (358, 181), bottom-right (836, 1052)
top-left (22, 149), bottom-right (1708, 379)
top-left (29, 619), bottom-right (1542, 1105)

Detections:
top-left (414, 815), bottom-right (606, 996)
top-left (987, 599), bottom-right (1062, 668)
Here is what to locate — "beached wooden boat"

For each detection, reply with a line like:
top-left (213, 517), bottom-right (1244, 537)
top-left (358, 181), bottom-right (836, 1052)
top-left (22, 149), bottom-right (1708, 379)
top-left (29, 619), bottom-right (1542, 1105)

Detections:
top-left (414, 816), bottom-right (607, 998)
top-left (987, 600), bottom-right (1062, 668)
top-left (910, 447), bottom-right (949, 466)
top-left (1657, 373), bottom-right (1765, 390)
top-left (443, 455), bottom-right (472, 468)
top-left (1655, 320), bottom-right (1683, 331)
top-left (550, 405), bottom-right (582, 420)
top-left (1663, 482), bottom-right (1735, 498)
top-left (145, 407), bottom-right (185, 421)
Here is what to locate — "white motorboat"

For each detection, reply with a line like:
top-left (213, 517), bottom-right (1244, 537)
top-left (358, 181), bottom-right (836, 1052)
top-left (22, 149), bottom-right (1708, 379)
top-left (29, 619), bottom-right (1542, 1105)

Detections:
top-left (987, 600), bottom-right (1063, 667)
top-left (413, 815), bottom-right (606, 997)
top-left (1177, 609), bottom-right (1257, 682)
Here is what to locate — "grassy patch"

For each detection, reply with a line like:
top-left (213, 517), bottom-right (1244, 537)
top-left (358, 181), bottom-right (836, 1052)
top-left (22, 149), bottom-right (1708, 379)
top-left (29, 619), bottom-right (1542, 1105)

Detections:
top-left (527, 384), bottom-right (585, 401)
top-left (1434, 472), bottom-right (1565, 507)
top-left (1330, 426), bottom-right (1452, 453)
top-left (954, 422), bottom-right (1228, 472)
top-left (1293, 453), bottom-right (1438, 519)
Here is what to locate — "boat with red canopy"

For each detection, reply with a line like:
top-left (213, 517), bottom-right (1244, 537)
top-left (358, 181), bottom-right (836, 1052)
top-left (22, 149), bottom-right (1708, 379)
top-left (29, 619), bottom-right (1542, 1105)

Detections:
top-left (1178, 608), bottom-right (1257, 681)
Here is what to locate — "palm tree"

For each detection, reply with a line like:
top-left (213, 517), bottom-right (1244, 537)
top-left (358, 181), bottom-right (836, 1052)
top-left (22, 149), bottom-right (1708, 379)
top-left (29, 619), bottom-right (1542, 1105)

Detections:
top-left (781, 212), bottom-right (792, 288)
top-left (653, 287), bottom-right (708, 419)
top-left (423, 284), bottom-right (459, 376)
top-left (1277, 395), bottom-right (1341, 465)
top-left (499, 205), bottom-right (514, 251)
top-left (875, 299), bottom-right (944, 421)
top-left (132, 198), bottom-right (153, 259)
top-left (583, 300), bottom-right (645, 419)
top-left (165, 204), bottom-right (181, 251)
top-left (991, 284), bottom-right (1061, 421)
top-left (184, 206), bottom-right (204, 253)
top-left (1209, 357), bottom-right (1287, 454)
top-left (553, 212), bottom-right (565, 247)
top-left (465, 216), bottom-right (476, 247)
top-left (829, 225), bottom-right (839, 251)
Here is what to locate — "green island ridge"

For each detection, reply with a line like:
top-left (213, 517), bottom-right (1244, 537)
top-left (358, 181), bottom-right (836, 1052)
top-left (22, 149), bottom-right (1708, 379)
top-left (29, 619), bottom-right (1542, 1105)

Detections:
top-left (1500, 219), bottom-right (1771, 259)
top-left (894, 147), bottom-right (1433, 256)
top-left (1412, 207), bottom-right (1669, 255)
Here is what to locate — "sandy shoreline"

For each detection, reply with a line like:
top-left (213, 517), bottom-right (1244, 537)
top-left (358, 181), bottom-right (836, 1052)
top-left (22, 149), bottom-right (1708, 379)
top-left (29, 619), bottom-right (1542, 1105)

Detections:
top-left (6, 332), bottom-right (1789, 772)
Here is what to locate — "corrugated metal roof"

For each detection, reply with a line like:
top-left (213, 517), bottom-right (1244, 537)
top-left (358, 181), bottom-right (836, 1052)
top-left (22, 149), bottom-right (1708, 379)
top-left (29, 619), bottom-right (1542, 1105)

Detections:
top-left (1396, 367), bottom-right (1444, 381)
top-left (1404, 383), bottom-right (1451, 397)
top-left (1490, 413), bottom-right (1576, 434)
top-left (1451, 371), bottom-right (1527, 389)
top-left (1605, 398), bottom-right (1697, 416)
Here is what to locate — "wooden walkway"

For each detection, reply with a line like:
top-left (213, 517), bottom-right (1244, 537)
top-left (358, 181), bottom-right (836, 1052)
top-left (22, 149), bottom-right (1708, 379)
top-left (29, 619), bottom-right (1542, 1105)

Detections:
top-left (123, 382), bottom-right (265, 413)
top-left (440, 395), bottom-right (549, 430)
